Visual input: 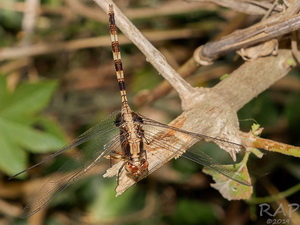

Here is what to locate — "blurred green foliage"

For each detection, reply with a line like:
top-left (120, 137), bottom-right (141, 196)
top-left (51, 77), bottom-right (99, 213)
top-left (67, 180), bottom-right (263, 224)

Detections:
top-left (89, 179), bottom-right (141, 220)
top-left (0, 0), bottom-right (300, 224)
top-left (0, 75), bottom-right (66, 176)
top-left (171, 199), bottom-right (217, 225)
top-left (238, 93), bottom-right (279, 128)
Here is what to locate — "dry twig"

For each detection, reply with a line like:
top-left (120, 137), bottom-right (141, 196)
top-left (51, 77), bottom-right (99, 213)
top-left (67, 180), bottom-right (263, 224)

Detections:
top-left (0, 28), bottom-right (202, 60)
top-left (190, 0), bottom-right (283, 15)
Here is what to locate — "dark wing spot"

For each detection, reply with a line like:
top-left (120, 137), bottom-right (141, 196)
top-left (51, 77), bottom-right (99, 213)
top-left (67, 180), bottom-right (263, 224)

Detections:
top-left (114, 112), bottom-right (122, 127)
top-left (132, 112), bottom-right (144, 123)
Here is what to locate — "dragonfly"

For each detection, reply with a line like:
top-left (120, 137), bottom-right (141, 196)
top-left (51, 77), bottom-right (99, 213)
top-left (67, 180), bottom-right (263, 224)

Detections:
top-left (11, 4), bottom-right (251, 218)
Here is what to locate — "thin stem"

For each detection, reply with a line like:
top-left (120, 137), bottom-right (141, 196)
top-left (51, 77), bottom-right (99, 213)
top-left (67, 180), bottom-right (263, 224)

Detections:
top-left (248, 183), bottom-right (300, 204)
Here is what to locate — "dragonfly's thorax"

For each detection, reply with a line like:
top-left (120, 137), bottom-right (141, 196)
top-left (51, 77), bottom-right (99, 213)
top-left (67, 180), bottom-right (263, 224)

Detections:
top-left (115, 110), bottom-right (149, 179)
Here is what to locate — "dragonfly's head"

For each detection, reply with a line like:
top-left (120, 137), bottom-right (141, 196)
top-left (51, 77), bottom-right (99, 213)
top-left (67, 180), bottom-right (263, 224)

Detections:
top-left (125, 159), bottom-right (149, 180)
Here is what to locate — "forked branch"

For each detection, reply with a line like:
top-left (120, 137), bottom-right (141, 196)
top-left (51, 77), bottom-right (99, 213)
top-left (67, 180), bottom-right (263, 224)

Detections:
top-left (93, 1), bottom-right (298, 195)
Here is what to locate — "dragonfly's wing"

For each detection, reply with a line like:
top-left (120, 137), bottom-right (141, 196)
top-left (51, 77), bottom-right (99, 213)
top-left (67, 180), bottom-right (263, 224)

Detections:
top-left (140, 116), bottom-right (251, 186)
top-left (19, 111), bottom-right (122, 217)
top-left (10, 111), bottom-right (121, 179)
top-left (140, 114), bottom-right (245, 152)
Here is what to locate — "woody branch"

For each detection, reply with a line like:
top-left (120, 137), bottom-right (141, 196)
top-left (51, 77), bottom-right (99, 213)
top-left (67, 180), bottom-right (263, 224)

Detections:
top-left (94, 0), bottom-right (299, 194)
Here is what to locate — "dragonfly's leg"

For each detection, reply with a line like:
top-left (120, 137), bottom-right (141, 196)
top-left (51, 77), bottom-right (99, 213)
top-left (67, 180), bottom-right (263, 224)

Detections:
top-left (142, 132), bottom-right (153, 145)
top-left (107, 150), bottom-right (124, 167)
top-left (144, 136), bottom-right (151, 145)
top-left (117, 161), bottom-right (126, 185)
top-left (139, 148), bottom-right (147, 160)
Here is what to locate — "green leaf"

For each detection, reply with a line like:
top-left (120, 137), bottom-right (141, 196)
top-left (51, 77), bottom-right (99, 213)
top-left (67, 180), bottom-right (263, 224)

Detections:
top-left (203, 162), bottom-right (253, 200)
top-left (220, 73), bottom-right (229, 80)
top-left (0, 77), bottom-right (66, 176)
top-left (0, 8), bottom-right (22, 30)
top-left (0, 117), bottom-right (65, 153)
top-left (34, 116), bottom-right (67, 142)
top-left (251, 123), bottom-right (260, 133)
top-left (0, 132), bottom-right (27, 176)
top-left (0, 80), bottom-right (58, 120)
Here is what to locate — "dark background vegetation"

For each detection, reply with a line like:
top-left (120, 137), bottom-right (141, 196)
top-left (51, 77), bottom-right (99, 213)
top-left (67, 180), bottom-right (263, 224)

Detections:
top-left (0, 0), bottom-right (299, 225)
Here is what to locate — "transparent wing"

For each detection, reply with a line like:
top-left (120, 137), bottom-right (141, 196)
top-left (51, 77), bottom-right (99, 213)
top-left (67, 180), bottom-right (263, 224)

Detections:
top-left (140, 114), bottom-right (244, 151)
top-left (10, 111), bottom-right (121, 179)
top-left (140, 115), bottom-right (251, 186)
top-left (17, 111), bottom-right (122, 217)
